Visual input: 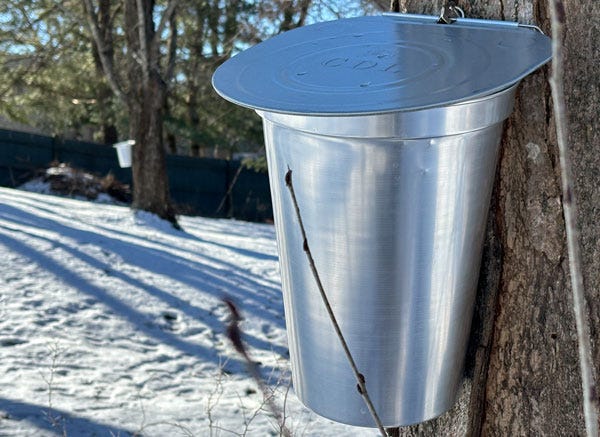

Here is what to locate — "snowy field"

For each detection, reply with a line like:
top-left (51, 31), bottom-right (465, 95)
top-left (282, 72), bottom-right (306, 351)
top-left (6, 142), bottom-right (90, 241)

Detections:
top-left (0, 186), bottom-right (378, 436)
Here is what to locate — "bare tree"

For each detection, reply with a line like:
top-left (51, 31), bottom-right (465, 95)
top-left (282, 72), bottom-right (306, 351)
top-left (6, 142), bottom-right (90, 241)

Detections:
top-left (82, 0), bottom-right (178, 224)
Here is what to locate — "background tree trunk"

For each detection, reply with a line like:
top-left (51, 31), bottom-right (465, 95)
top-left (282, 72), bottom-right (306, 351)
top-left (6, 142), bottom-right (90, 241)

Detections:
top-left (128, 76), bottom-right (173, 221)
top-left (123, 0), bottom-right (175, 223)
top-left (395, 1), bottom-right (599, 434)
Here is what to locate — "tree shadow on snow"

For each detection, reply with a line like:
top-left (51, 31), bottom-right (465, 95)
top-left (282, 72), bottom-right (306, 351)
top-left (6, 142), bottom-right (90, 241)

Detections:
top-left (0, 202), bottom-right (285, 327)
top-left (0, 397), bottom-right (135, 436)
top-left (1, 220), bottom-right (288, 360)
top-left (0, 218), bottom-right (285, 377)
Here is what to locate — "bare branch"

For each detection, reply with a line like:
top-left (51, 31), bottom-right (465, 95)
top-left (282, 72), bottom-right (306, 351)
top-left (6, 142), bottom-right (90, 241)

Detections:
top-left (223, 298), bottom-right (292, 437)
top-left (81, 0), bottom-right (126, 103)
top-left (295, 0), bottom-right (312, 28)
top-left (135, 0), bottom-right (150, 83)
top-left (154, 0), bottom-right (179, 48)
top-left (165, 9), bottom-right (177, 82)
top-left (284, 168), bottom-right (388, 437)
top-left (109, 3), bottom-right (123, 28)
top-left (548, 1), bottom-right (599, 436)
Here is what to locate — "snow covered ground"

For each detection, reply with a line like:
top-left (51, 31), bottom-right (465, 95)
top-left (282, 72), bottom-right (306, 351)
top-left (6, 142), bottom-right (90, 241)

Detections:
top-left (0, 186), bottom-right (378, 436)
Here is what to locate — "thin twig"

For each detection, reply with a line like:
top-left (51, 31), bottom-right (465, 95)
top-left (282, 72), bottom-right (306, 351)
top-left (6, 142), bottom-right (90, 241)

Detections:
top-left (40, 343), bottom-right (66, 436)
top-left (280, 375), bottom-right (292, 437)
top-left (284, 168), bottom-right (388, 437)
top-left (223, 298), bottom-right (292, 437)
top-left (215, 147), bottom-right (265, 215)
top-left (215, 164), bottom-right (243, 215)
top-left (548, 2), bottom-right (599, 436)
top-left (206, 363), bottom-right (225, 437)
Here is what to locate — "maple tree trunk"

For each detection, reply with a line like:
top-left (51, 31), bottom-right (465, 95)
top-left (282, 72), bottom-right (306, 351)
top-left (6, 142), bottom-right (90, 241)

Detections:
top-left (394, 1), bottom-right (599, 434)
top-left (124, 0), bottom-right (175, 223)
top-left (128, 75), bottom-right (174, 222)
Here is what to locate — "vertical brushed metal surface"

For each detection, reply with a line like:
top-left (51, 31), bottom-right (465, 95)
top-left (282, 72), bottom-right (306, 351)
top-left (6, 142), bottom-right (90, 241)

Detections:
top-left (260, 86), bottom-right (515, 427)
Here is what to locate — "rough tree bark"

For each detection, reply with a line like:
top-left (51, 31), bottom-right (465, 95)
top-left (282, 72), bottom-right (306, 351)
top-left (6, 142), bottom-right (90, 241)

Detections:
top-left (393, 1), bottom-right (600, 435)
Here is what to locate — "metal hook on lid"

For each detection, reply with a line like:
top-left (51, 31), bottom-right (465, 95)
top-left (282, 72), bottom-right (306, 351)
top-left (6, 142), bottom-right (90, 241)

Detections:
top-left (518, 23), bottom-right (546, 34)
top-left (438, 2), bottom-right (465, 24)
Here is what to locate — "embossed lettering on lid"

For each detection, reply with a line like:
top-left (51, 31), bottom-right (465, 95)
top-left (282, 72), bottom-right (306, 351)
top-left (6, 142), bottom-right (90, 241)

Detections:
top-left (212, 15), bottom-right (551, 116)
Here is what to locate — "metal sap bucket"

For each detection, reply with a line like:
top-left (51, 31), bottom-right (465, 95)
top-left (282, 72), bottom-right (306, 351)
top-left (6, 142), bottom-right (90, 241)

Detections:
top-left (213, 14), bottom-right (551, 427)
top-left (113, 140), bottom-right (134, 168)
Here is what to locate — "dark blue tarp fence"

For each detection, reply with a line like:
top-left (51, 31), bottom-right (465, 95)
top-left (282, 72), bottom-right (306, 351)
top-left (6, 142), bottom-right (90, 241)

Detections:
top-left (0, 128), bottom-right (272, 222)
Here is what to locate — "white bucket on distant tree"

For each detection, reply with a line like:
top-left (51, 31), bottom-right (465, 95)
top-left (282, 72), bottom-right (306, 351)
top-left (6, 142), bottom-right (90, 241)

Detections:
top-left (113, 140), bottom-right (135, 168)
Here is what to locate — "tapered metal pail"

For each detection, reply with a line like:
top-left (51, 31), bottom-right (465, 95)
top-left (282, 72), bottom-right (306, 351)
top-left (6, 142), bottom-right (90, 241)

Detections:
top-left (113, 140), bottom-right (134, 168)
top-left (259, 84), bottom-right (515, 426)
top-left (212, 14), bottom-right (551, 427)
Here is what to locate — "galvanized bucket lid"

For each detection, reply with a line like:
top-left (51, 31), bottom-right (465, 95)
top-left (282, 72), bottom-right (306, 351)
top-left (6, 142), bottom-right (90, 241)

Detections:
top-left (212, 14), bottom-right (551, 116)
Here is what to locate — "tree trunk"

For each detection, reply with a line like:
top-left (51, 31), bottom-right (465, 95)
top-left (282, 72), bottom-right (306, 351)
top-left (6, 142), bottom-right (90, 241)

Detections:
top-left (394, 1), bottom-right (599, 435)
top-left (124, 0), bottom-right (176, 223)
top-left (128, 75), bottom-right (174, 222)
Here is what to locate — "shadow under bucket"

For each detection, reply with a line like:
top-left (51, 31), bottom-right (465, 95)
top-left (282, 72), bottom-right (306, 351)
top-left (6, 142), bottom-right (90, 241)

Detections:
top-left (213, 14), bottom-right (551, 427)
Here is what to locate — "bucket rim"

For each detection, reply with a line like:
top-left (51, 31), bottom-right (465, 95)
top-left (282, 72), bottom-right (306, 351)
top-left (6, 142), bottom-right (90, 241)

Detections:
top-left (258, 82), bottom-right (518, 139)
top-left (113, 140), bottom-right (135, 149)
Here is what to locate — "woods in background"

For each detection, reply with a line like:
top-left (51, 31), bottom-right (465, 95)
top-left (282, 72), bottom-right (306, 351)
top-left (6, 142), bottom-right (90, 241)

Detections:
top-left (0, 0), bottom-right (376, 220)
top-left (0, 0), bottom-right (374, 157)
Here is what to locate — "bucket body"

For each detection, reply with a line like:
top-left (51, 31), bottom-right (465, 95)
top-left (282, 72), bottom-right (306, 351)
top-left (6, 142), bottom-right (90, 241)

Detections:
top-left (259, 84), bottom-right (516, 427)
top-left (113, 140), bottom-right (134, 168)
